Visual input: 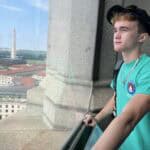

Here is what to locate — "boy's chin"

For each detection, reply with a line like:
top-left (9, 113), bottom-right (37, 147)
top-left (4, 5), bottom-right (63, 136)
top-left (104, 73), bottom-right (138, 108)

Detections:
top-left (114, 48), bottom-right (123, 53)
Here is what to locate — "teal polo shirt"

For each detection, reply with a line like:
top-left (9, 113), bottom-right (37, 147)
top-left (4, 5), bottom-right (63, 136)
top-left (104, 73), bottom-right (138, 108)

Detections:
top-left (113, 54), bottom-right (150, 150)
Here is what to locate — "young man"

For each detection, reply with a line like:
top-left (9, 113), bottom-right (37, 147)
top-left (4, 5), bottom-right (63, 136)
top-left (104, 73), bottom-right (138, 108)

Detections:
top-left (84, 5), bottom-right (150, 150)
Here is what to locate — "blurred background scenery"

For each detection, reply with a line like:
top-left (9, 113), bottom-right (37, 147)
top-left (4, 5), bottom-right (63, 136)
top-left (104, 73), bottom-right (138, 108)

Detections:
top-left (0, 0), bottom-right (48, 120)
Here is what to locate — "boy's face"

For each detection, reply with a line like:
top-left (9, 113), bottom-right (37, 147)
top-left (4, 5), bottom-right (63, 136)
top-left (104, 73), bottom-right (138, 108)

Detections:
top-left (113, 20), bottom-right (141, 52)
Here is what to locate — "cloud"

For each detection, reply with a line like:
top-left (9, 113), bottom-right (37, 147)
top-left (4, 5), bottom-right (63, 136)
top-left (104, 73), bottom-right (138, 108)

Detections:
top-left (0, 4), bottom-right (23, 12)
top-left (27, 0), bottom-right (48, 12)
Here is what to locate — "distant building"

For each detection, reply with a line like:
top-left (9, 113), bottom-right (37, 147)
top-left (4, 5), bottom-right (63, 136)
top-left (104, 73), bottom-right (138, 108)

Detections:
top-left (0, 75), bottom-right (14, 86)
top-left (0, 97), bottom-right (26, 120)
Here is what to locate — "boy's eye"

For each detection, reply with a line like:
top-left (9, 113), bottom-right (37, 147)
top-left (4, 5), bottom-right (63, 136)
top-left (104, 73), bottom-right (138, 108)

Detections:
top-left (120, 27), bottom-right (129, 32)
top-left (121, 29), bottom-right (128, 31)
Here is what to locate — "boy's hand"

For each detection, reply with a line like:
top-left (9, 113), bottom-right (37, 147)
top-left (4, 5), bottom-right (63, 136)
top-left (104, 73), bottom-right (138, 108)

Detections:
top-left (83, 114), bottom-right (97, 127)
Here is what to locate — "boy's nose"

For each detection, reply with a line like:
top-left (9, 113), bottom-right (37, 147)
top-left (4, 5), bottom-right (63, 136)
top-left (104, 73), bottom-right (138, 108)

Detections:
top-left (114, 32), bottom-right (121, 39)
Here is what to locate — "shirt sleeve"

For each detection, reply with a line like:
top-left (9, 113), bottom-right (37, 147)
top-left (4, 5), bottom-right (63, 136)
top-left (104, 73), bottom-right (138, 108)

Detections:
top-left (136, 68), bottom-right (150, 95)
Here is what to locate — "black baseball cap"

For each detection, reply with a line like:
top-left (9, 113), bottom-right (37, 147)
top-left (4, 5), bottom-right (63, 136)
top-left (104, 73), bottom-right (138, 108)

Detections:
top-left (107, 5), bottom-right (150, 35)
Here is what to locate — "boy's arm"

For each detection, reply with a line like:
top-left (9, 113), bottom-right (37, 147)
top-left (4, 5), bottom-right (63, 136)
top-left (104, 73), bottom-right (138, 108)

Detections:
top-left (93, 94), bottom-right (150, 150)
top-left (84, 92), bottom-right (115, 126)
top-left (95, 92), bottom-right (115, 121)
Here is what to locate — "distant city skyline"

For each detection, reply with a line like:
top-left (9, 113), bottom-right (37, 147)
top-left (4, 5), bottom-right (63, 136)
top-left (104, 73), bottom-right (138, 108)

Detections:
top-left (0, 0), bottom-right (48, 51)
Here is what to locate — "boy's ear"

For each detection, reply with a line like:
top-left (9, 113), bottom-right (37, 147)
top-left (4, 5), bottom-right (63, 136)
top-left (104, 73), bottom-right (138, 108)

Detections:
top-left (138, 33), bottom-right (149, 43)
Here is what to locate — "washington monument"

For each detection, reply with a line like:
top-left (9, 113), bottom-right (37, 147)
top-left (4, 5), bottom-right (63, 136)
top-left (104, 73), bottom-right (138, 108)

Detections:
top-left (11, 28), bottom-right (16, 59)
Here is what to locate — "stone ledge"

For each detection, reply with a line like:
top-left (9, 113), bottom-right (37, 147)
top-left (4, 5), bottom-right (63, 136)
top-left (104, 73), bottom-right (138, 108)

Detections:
top-left (27, 86), bottom-right (45, 106)
top-left (0, 129), bottom-right (70, 150)
top-left (0, 107), bottom-right (70, 150)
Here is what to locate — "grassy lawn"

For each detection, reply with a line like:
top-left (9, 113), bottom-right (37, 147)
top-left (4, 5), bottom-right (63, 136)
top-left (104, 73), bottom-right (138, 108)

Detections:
top-left (0, 65), bottom-right (9, 70)
top-left (26, 59), bottom-right (46, 64)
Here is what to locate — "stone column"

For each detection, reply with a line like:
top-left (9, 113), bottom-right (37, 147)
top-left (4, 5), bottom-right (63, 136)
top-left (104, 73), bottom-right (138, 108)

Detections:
top-left (43, 0), bottom-right (99, 129)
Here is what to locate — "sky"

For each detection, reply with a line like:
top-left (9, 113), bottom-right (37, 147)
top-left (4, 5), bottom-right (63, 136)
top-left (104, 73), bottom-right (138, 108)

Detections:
top-left (0, 0), bottom-right (49, 51)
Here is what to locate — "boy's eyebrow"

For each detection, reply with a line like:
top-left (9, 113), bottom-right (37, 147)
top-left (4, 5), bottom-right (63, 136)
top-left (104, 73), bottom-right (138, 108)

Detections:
top-left (120, 26), bottom-right (130, 29)
top-left (114, 26), bottom-right (130, 30)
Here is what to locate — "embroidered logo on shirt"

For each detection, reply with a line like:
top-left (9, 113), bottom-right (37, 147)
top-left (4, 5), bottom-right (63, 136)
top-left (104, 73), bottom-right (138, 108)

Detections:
top-left (127, 81), bottom-right (136, 95)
